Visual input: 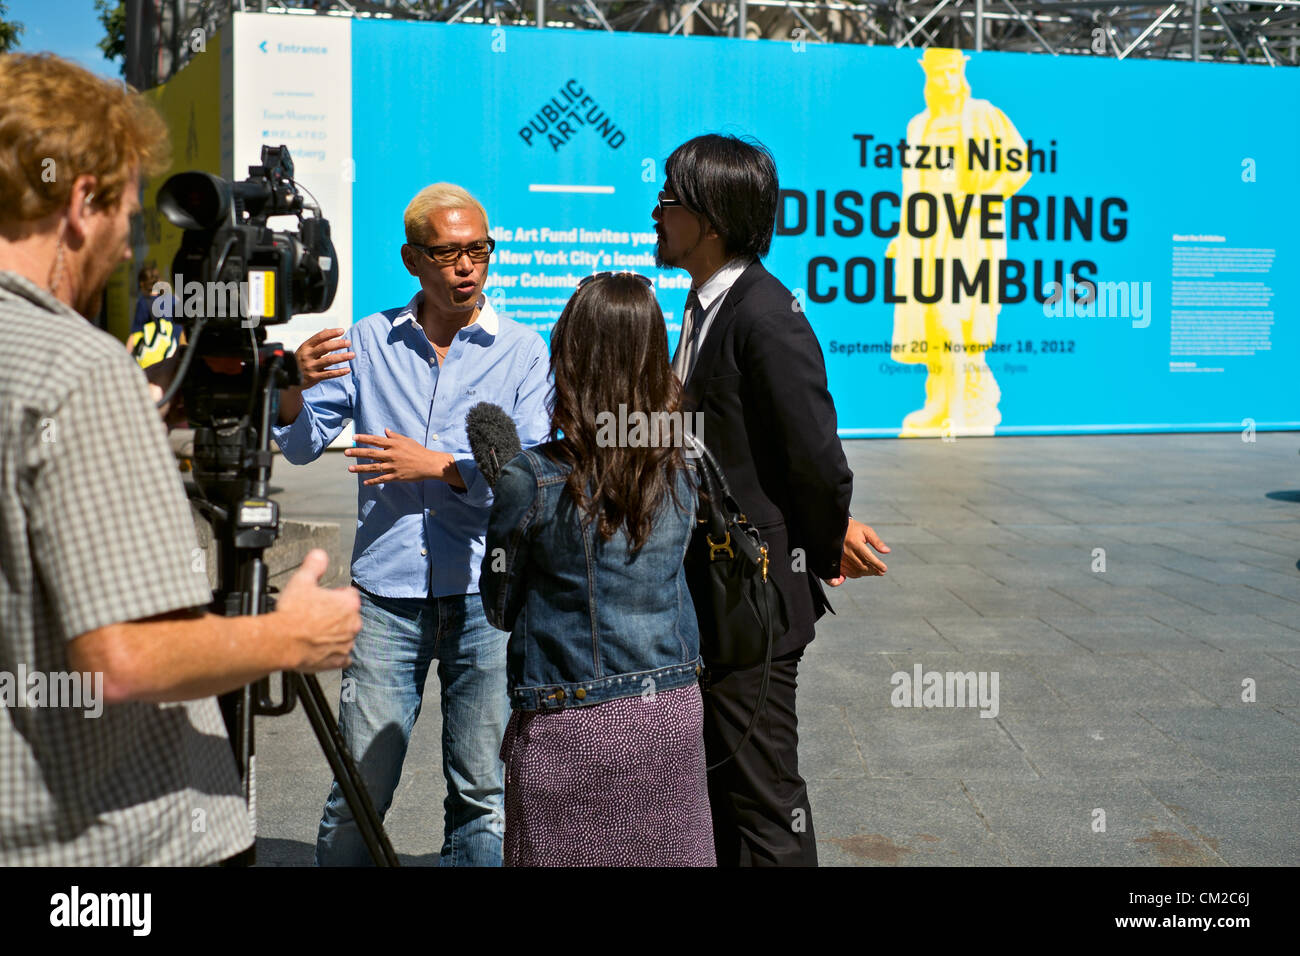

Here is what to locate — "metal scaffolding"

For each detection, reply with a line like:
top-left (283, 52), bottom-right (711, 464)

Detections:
top-left (127, 0), bottom-right (1300, 88)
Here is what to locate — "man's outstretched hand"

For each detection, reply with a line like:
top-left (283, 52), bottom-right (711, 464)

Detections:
top-left (296, 328), bottom-right (355, 389)
top-left (278, 328), bottom-right (356, 425)
top-left (825, 518), bottom-right (890, 587)
top-left (345, 429), bottom-right (465, 488)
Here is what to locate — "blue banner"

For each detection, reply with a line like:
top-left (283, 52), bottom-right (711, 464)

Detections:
top-left (351, 22), bottom-right (1300, 436)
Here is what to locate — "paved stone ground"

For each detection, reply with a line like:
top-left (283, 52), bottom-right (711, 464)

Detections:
top-left (254, 431), bottom-right (1300, 866)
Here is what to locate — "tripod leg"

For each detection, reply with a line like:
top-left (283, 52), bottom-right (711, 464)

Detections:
top-left (219, 685), bottom-right (257, 866)
top-left (292, 672), bottom-right (401, 867)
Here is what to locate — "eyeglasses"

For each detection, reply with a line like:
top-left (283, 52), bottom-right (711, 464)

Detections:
top-left (410, 238), bottom-right (496, 265)
top-left (576, 271), bottom-right (655, 291)
top-left (657, 191), bottom-right (686, 211)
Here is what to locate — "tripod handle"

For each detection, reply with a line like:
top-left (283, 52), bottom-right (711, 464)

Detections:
top-left (253, 673), bottom-right (297, 716)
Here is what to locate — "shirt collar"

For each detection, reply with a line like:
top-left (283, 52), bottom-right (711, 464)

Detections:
top-left (0, 270), bottom-right (83, 320)
top-left (694, 256), bottom-right (754, 312)
top-left (391, 290), bottom-right (499, 339)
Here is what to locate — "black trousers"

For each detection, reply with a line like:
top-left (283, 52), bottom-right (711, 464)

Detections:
top-left (700, 648), bottom-right (817, 867)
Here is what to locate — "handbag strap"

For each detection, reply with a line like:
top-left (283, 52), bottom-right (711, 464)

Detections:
top-left (704, 579), bottom-right (774, 773)
top-left (686, 433), bottom-right (742, 510)
top-left (685, 433), bottom-right (742, 540)
top-left (685, 434), bottom-right (777, 772)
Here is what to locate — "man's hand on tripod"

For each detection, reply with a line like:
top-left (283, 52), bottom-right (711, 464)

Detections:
top-left (276, 549), bottom-right (361, 672)
top-left (68, 549), bottom-right (361, 705)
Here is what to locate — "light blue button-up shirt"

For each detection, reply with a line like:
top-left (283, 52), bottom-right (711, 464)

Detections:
top-left (272, 292), bottom-right (552, 598)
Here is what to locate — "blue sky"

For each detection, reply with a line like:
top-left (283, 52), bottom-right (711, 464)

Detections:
top-left (7, 0), bottom-right (122, 79)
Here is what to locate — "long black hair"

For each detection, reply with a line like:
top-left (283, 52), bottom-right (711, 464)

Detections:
top-left (548, 274), bottom-right (687, 552)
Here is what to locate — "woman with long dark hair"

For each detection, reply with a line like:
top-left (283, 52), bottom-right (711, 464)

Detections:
top-left (481, 272), bottom-right (712, 866)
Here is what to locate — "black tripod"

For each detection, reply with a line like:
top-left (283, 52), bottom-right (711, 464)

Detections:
top-left (183, 326), bottom-right (398, 867)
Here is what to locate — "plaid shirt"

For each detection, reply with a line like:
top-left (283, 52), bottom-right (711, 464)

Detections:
top-left (0, 271), bottom-right (253, 865)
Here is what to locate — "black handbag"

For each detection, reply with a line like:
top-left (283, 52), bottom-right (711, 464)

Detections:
top-left (684, 435), bottom-right (790, 769)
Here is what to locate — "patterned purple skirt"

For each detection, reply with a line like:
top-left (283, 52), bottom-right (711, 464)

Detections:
top-left (501, 682), bottom-right (716, 867)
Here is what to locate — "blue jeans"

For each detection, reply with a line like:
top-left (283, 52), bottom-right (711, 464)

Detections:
top-left (315, 590), bottom-right (509, 866)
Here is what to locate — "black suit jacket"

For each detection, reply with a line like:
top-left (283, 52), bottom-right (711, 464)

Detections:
top-left (681, 260), bottom-right (854, 658)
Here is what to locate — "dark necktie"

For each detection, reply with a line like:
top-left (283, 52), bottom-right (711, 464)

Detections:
top-left (671, 289), bottom-right (705, 381)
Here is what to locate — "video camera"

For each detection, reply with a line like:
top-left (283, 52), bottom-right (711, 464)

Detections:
top-left (157, 144), bottom-right (337, 328)
top-left (152, 144), bottom-right (335, 504)
top-left (149, 148), bottom-right (394, 865)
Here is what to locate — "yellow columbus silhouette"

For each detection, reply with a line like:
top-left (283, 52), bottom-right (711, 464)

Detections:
top-left (889, 48), bottom-right (1031, 437)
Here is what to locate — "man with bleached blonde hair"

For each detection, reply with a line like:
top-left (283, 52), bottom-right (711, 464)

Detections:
top-left (274, 181), bottom-right (551, 866)
top-left (403, 182), bottom-right (490, 242)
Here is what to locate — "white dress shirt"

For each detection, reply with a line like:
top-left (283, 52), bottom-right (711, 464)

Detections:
top-left (671, 256), bottom-right (754, 384)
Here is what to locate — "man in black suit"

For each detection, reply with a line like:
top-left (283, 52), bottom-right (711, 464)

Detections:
top-left (654, 134), bottom-right (890, 866)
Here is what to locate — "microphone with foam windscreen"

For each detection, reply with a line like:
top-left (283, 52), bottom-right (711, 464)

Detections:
top-left (466, 402), bottom-right (523, 488)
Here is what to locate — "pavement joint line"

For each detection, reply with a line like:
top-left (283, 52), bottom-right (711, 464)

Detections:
top-left (838, 705), bottom-right (871, 776)
top-left (1145, 611), bottom-right (1203, 638)
top-left (1163, 564), bottom-right (1263, 587)
top-left (1199, 636), bottom-right (1260, 654)
top-left (1044, 585), bottom-right (1100, 614)
top-left (957, 780), bottom-right (1011, 865)
top-left (1137, 654), bottom-right (1227, 708)
top-left (1132, 711), bottom-right (1221, 774)
top-left (1036, 619), bottom-right (1095, 654)
top-left (1262, 651), bottom-right (1299, 673)
top-left (917, 617), bottom-right (962, 652)
top-left (992, 717), bottom-right (1044, 780)
top-left (1228, 539), bottom-right (1297, 561)
top-left (1147, 552), bottom-right (1242, 587)
top-left (1237, 579), bottom-right (1300, 604)
top-left (987, 542), bottom-right (1020, 562)
top-left (944, 587), bottom-right (984, 617)
top-left (1238, 581), bottom-right (1300, 606)
top-left (1271, 707), bottom-right (1300, 727)
top-left (1145, 585), bottom-right (1228, 616)
top-left (976, 566), bottom-right (1012, 588)
top-left (1257, 611), bottom-right (1300, 633)
top-left (1012, 657), bottom-right (1070, 707)
top-left (1136, 777), bottom-right (1231, 867)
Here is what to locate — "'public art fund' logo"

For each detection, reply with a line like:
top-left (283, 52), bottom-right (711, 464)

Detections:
top-left (518, 78), bottom-right (626, 152)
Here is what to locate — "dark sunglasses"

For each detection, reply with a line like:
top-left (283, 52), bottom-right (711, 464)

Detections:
top-left (656, 191), bottom-right (685, 211)
top-left (576, 271), bottom-right (655, 291)
top-left (410, 238), bottom-right (496, 265)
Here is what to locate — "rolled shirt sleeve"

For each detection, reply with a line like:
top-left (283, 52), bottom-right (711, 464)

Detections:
top-left (455, 333), bottom-right (552, 509)
top-left (271, 360), bottom-right (356, 465)
top-left (514, 335), bottom-right (553, 449)
top-left (454, 453), bottom-right (491, 509)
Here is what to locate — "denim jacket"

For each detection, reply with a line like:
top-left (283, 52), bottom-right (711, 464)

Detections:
top-left (480, 441), bottom-right (701, 711)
